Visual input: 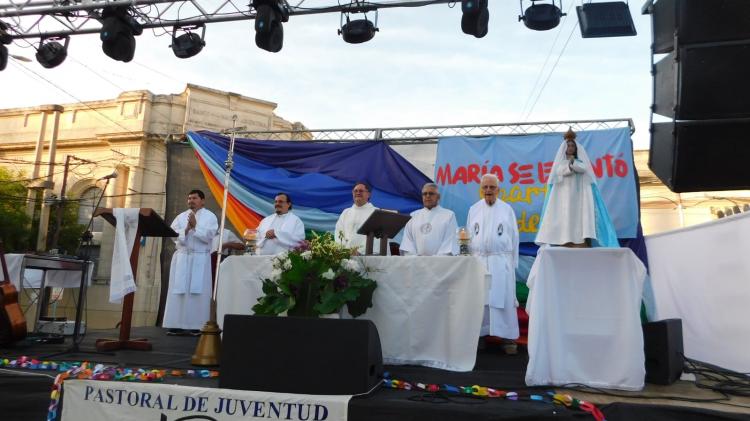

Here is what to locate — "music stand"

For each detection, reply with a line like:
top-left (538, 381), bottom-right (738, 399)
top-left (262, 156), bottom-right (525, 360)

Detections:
top-left (356, 209), bottom-right (411, 256)
top-left (93, 208), bottom-right (177, 351)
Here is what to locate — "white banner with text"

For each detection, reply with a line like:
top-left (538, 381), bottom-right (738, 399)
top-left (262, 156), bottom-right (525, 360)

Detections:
top-left (62, 379), bottom-right (351, 421)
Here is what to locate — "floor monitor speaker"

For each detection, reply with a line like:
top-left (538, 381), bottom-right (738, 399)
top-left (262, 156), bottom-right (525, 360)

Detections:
top-left (220, 314), bottom-right (383, 395)
top-left (643, 319), bottom-right (684, 385)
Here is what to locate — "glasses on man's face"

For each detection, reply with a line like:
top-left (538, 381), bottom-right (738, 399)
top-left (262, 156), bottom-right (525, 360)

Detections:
top-left (422, 192), bottom-right (437, 196)
top-left (353, 189), bottom-right (368, 193)
top-left (481, 185), bottom-right (498, 190)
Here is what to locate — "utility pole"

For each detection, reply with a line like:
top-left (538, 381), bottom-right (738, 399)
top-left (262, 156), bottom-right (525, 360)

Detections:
top-left (50, 154), bottom-right (94, 251)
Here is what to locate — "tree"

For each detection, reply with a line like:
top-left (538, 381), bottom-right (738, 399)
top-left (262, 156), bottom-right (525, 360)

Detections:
top-left (0, 167), bottom-right (32, 252)
top-left (47, 198), bottom-right (86, 255)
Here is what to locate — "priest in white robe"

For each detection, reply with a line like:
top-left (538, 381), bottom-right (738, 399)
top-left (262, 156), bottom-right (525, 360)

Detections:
top-left (163, 189), bottom-right (218, 334)
top-left (335, 182), bottom-right (386, 254)
top-left (400, 183), bottom-right (459, 256)
top-left (467, 174), bottom-right (520, 353)
top-left (256, 193), bottom-right (306, 255)
top-left (535, 128), bottom-right (618, 248)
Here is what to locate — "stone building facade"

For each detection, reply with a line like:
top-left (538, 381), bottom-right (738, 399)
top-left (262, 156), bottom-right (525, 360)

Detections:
top-left (0, 84), bottom-right (306, 329)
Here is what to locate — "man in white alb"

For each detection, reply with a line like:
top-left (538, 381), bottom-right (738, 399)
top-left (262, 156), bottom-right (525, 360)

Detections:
top-left (400, 183), bottom-right (459, 256)
top-left (256, 193), bottom-right (305, 255)
top-left (335, 182), bottom-right (384, 254)
top-left (163, 189), bottom-right (218, 335)
top-left (466, 174), bottom-right (520, 354)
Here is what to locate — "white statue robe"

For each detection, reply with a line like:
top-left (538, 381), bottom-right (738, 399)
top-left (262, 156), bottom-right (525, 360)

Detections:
top-left (163, 207), bottom-right (218, 330)
top-left (335, 202), bottom-right (387, 254)
top-left (400, 206), bottom-right (459, 256)
top-left (467, 199), bottom-right (520, 339)
top-left (535, 158), bottom-right (596, 246)
top-left (256, 212), bottom-right (306, 255)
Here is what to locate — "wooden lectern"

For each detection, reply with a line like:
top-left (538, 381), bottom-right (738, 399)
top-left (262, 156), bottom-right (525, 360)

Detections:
top-left (93, 208), bottom-right (177, 351)
top-left (357, 209), bottom-right (411, 256)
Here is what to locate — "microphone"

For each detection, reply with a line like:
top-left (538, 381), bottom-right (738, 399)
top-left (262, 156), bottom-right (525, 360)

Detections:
top-left (97, 170), bottom-right (118, 181)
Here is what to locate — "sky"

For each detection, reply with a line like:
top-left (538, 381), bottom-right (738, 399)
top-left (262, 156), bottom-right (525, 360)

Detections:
top-left (1, 1), bottom-right (654, 149)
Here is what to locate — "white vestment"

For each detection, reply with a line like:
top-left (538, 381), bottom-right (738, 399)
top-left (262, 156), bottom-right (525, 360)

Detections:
top-left (400, 206), bottom-right (459, 256)
top-left (256, 212), bottom-right (305, 255)
top-left (467, 199), bottom-right (519, 339)
top-left (163, 207), bottom-right (218, 330)
top-left (335, 202), bottom-right (387, 254)
top-left (109, 208), bottom-right (140, 303)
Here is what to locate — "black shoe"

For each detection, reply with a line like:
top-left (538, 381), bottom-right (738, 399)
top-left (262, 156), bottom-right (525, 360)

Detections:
top-left (189, 330), bottom-right (202, 337)
top-left (166, 328), bottom-right (184, 336)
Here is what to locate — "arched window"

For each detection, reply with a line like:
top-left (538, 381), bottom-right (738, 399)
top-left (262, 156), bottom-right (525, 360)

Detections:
top-left (77, 187), bottom-right (104, 232)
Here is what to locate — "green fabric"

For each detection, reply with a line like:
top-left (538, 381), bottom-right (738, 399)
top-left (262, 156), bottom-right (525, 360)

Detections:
top-left (516, 281), bottom-right (529, 306)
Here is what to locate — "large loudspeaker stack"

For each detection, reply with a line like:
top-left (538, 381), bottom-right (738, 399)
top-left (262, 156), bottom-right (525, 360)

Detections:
top-left (645, 0), bottom-right (750, 192)
top-left (220, 315), bottom-right (383, 395)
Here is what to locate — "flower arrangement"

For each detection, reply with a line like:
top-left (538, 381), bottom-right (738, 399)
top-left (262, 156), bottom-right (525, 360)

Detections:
top-left (252, 232), bottom-right (377, 318)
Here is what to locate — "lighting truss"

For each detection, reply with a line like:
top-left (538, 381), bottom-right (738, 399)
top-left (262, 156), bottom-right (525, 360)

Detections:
top-left (230, 119), bottom-right (635, 144)
top-left (0, 0), bottom-right (455, 41)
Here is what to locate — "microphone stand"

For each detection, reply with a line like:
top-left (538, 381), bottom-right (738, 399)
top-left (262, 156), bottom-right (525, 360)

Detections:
top-left (192, 115), bottom-right (244, 366)
top-left (42, 177), bottom-right (114, 358)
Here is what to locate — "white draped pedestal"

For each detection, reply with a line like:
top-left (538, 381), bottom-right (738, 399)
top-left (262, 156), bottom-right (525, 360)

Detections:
top-left (525, 247), bottom-right (647, 390)
top-left (217, 255), bottom-right (490, 372)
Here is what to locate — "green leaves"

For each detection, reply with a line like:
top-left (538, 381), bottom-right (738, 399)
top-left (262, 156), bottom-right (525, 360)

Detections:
top-left (250, 233), bottom-right (377, 318)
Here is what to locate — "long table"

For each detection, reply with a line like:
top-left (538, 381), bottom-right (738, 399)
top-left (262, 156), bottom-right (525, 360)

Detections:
top-left (217, 255), bottom-right (489, 372)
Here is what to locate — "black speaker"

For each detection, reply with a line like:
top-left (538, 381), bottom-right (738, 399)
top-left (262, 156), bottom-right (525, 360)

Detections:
top-left (649, 120), bottom-right (750, 192)
top-left (643, 319), bottom-right (684, 385)
top-left (652, 42), bottom-right (750, 120)
top-left (576, 2), bottom-right (636, 39)
top-left (220, 315), bottom-right (383, 395)
top-left (651, 0), bottom-right (750, 54)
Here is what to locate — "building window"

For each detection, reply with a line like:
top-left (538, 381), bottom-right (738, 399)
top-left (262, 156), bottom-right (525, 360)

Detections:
top-left (77, 187), bottom-right (104, 233)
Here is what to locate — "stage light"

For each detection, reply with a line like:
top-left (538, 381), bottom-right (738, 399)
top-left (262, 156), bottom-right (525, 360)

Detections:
top-left (725, 207), bottom-right (734, 217)
top-left (170, 24), bottom-right (206, 58)
top-left (252, 0), bottom-right (289, 53)
top-left (576, 1), bottom-right (636, 38)
top-left (100, 6), bottom-right (142, 63)
top-left (338, 10), bottom-right (378, 44)
top-left (733, 205), bottom-right (742, 215)
top-left (519, 0), bottom-right (565, 31)
top-left (716, 209), bottom-right (726, 219)
top-left (35, 36), bottom-right (69, 68)
top-left (0, 21), bottom-right (10, 71)
top-left (744, 204), bottom-right (750, 213)
top-left (0, 45), bottom-right (7, 71)
top-left (461, 0), bottom-right (489, 38)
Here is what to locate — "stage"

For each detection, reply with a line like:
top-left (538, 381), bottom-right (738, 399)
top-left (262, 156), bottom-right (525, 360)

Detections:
top-left (1, 327), bottom-right (748, 421)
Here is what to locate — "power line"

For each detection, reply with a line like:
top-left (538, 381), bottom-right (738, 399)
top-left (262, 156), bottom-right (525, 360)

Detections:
top-left (518, 1), bottom-right (576, 121)
top-left (523, 18), bottom-right (580, 122)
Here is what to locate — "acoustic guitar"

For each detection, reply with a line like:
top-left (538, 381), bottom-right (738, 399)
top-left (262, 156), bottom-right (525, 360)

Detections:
top-left (0, 240), bottom-right (27, 344)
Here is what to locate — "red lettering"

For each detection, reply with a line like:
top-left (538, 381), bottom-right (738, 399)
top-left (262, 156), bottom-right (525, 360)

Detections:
top-left (454, 166), bottom-right (468, 184)
top-left (490, 165), bottom-right (504, 182)
top-left (603, 154), bottom-right (615, 177)
top-left (468, 164), bottom-right (481, 184)
top-left (592, 158), bottom-right (604, 178)
top-left (509, 162), bottom-right (534, 184)
top-left (436, 164), bottom-right (453, 185)
top-left (537, 161), bottom-right (553, 184)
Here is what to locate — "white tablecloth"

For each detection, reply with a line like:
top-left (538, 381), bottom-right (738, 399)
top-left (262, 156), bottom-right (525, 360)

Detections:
top-left (525, 247), bottom-right (647, 390)
top-left (6, 254), bottom-right (93, 289)
top-left (217, 255), bottom-right (489, 372)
